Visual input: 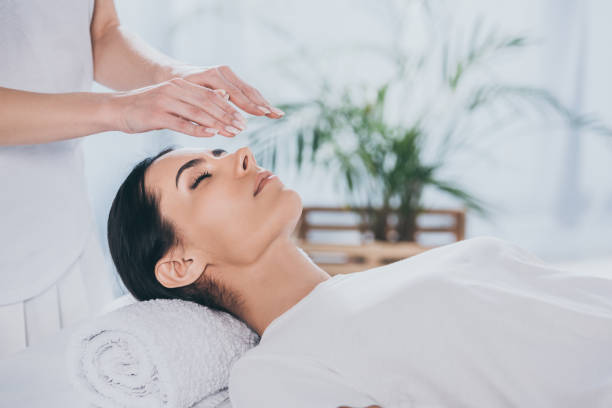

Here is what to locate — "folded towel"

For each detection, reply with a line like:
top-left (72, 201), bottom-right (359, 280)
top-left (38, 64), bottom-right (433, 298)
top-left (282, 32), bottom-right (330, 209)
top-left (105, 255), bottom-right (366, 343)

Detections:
top-left (65, 298), bottom-right (260, 408)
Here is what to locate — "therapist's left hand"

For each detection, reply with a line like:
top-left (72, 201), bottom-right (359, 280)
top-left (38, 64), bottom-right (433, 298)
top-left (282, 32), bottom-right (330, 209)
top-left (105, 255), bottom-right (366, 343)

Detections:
top-left (170, 64), bottom-right (285, 119)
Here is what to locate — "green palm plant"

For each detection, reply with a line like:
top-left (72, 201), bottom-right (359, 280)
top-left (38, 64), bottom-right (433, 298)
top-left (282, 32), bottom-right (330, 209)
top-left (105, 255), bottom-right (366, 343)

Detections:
top-left (285, 82), bottom-right (488, 241)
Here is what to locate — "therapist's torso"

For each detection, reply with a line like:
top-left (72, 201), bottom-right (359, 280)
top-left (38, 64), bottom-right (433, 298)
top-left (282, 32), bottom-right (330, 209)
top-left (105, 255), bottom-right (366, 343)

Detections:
top-left (0, 0), bottom-right (97, 304)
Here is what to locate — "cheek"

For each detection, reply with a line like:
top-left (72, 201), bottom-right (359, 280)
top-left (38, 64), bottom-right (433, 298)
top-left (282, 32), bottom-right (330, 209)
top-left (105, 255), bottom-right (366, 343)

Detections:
top-left (189, 187), bottom-right (263, 262)
top-left (190, 187), bottom-right (303, 265)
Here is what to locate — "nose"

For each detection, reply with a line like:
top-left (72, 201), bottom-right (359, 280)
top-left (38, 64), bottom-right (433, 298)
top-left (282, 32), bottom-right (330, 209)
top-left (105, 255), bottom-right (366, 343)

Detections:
top-left (235, 146), bottom-right (256, 177)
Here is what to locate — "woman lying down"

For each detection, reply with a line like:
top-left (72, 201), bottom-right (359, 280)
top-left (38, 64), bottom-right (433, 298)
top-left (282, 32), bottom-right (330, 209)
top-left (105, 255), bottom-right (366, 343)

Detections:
top-left (107, 146), bottom-right (612, 408)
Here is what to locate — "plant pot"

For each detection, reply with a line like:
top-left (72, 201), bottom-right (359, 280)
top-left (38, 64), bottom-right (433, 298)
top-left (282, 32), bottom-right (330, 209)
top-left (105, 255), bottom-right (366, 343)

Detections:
top-left (361, 206), bottom-right (418, 242)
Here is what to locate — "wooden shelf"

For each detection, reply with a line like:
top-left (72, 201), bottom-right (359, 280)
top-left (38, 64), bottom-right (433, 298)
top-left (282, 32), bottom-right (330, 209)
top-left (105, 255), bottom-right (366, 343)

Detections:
top-left (292, 206), bottom-right (466, 275)
top-left (297, 239), bottom-right (431, 275)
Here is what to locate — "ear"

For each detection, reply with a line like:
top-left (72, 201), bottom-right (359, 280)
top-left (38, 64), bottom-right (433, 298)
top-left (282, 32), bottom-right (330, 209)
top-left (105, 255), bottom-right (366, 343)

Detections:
top-left (155, 245), bottom-right (208, 289)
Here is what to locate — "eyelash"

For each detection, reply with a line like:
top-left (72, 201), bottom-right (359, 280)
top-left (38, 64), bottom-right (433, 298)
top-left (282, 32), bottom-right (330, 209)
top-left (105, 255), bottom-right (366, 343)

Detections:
top-left (190, 171), bottom-right (211, 190)
top-left (189, 149), bottom-right (225, 190)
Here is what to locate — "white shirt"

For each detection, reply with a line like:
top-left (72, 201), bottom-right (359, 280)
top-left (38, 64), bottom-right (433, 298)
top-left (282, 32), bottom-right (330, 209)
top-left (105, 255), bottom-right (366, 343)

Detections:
top-left (0, 0), bottom-right (96, 304)
top-left (228, 237), bottom-right (612, 408)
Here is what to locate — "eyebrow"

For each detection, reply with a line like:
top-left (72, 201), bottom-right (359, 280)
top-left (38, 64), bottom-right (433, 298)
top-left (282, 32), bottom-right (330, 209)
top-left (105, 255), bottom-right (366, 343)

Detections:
top-left (175, 157), bottom-right (206, 188)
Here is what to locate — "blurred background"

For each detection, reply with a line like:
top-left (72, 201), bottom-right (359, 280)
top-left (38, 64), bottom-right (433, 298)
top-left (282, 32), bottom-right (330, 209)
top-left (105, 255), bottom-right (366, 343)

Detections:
top-left (83, 0), bottom-right (612, 297)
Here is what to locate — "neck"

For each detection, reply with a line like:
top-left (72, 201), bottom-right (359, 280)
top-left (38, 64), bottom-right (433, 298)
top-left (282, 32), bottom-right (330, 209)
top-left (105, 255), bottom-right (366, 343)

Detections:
top-left (222, 236), bottom-right (331, 337)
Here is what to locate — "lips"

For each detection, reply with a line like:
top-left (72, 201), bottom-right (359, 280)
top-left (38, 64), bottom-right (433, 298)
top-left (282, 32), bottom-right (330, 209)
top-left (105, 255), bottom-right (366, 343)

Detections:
top-left (253, 170), bottom-right (275, 197)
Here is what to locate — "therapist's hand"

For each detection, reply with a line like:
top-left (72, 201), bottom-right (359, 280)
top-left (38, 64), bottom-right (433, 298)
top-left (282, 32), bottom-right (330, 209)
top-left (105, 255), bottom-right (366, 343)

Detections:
top-left (170, 64), bottom-right (285, 119)
top-left (111, 77), bottom-right (248, 138)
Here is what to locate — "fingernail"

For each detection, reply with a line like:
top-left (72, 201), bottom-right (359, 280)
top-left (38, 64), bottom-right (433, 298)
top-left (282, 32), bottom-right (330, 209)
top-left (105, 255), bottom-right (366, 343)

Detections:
top-left (257, 105), bottom-right (271, 114)
top-left (225, 125), bottom-right (241, 134)
top-left (232, 120), bottom-right (246, 131)
top-left (204, 128), bottom-right (218, 135)
top-left (269, 106), bottom-right (285, 116)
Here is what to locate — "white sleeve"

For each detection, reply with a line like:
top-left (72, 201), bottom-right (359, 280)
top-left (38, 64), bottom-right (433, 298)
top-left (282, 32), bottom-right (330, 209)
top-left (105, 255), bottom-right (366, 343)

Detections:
top-left (228, 354), bottom-right (379, 408)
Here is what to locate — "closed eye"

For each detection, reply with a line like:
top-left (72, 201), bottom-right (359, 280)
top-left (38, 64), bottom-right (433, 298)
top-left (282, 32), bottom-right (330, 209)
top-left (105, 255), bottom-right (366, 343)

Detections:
top-left (190, 171), bottom-right (211, 190)
top-left (189, 149), bottom-right (225, 189)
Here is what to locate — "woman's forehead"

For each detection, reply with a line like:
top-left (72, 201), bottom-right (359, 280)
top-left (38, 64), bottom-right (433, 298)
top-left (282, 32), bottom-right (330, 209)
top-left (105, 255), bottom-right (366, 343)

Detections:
top-left (166, 147), bottom-right (210, 159)
top-left (153, 147), bottom-right (210, 167)
top-left (147, 148), bottom-right (210, 186)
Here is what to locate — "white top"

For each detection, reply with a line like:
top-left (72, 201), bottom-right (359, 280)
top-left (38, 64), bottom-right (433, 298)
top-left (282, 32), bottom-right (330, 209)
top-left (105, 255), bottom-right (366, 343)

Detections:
top-left (0, 0), bottom-right (96, 304)
top-left (228, 237), bottom-right (612, 408)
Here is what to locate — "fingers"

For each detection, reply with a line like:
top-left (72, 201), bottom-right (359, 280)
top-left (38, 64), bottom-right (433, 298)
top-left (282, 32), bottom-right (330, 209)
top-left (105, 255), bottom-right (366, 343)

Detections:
top-left (208, 88), bottom-right (248, 130)
top-left (175, 77), bottom-right (246, 122)
top-left (168, 100), bottom-right (241, 137)
top-left (152, 72), bottom-right (283, 139)
top-left (218, 65), bottom-right (280, 116)
top-left (207, 65), bottom-right (285, 118)
top-left (213, 88), bottom-right (229, 100)
top-left (159, 113), bottom-right (219, 138)
top-left (166, 78), bottom-right (246, 136)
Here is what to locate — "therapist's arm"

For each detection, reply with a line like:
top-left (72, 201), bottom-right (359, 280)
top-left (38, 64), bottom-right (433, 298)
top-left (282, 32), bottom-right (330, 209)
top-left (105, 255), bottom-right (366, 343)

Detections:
top-left (0, 87), bottom-right (119, 146)
top-left (89, 0), bottom-right (184, 90)
top-left (0, 80), bottom-right (244, 146)
top-left (90, 0), bottom-right (283, 119)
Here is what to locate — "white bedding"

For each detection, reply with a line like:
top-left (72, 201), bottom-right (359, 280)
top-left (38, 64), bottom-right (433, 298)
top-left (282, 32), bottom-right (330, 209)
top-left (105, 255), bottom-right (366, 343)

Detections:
top-left (1, 255), bottom-right (610, 407)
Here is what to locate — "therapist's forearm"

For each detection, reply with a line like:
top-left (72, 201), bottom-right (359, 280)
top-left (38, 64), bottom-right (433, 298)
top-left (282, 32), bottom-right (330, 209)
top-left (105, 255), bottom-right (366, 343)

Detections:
top-left (92, 24), bottom-right (193, 91)
top-left (0, 87), bottom-right (116, 146)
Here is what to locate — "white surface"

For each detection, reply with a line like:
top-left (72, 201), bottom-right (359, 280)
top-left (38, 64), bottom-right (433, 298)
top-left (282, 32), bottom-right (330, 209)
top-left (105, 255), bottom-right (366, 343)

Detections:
top-left (230, 237), bottom-right (612, 407)
top-left (552, 257), bottom-right (612, 277)
top-left (0, 325), bottom-right (89, 407)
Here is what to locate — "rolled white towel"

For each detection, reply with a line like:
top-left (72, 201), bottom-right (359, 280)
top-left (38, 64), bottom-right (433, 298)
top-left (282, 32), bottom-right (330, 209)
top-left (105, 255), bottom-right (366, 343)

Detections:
top-left (65, 298), bottom-right (259, 408)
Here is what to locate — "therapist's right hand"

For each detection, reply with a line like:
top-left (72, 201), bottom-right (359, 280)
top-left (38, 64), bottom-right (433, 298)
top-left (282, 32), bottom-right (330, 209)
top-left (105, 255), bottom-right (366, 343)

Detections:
top-left (111, 77), bottom-right (247, 138)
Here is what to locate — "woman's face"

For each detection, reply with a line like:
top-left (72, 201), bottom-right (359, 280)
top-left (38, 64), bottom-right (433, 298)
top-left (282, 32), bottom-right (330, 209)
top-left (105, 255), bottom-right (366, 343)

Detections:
top-left (144, 146), bottom-right (302, 266)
